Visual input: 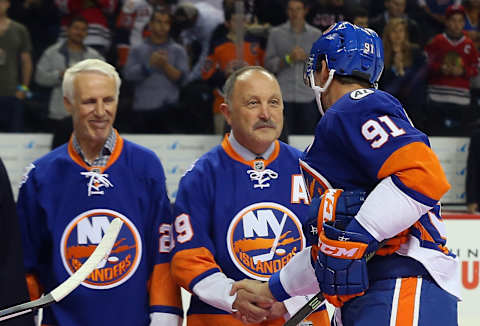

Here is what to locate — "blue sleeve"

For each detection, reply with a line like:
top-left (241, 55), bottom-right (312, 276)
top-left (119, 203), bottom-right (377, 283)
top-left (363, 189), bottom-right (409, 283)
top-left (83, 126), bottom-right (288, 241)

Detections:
top-left (16, 165), bottom-right (51, 274)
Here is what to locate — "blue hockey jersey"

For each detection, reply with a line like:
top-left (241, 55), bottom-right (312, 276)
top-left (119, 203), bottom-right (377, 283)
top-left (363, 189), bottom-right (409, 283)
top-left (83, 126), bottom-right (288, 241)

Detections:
top-left (299, 88), bottom-right (460, 299)
top-left (171, 135), bottom-right (328, 325)
top-left (17, 133), bottom-right (182, 326)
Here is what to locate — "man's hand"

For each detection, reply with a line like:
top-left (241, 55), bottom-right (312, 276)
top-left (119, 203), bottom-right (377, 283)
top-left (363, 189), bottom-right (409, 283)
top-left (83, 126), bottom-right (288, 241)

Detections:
top-left (231, 279), bottom-right (275, 323)
top-left (150, 50), bottom-right (169, 70)
top-left (290, 46), bottom-right (307, 62)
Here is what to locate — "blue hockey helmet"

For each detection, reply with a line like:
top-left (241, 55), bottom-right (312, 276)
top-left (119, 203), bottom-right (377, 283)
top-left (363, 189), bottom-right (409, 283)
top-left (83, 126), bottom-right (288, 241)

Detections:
top-left (304, 22), bottom-right (384, 113)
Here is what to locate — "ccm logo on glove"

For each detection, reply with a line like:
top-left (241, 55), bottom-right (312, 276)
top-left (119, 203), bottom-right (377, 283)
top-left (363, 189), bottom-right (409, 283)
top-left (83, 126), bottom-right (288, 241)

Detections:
top-left (318, 232), bottom-right (367, 259)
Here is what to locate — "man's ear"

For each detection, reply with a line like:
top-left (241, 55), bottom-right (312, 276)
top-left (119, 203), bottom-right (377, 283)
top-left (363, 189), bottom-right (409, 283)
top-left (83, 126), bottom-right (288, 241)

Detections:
top-left (316, 60), bottom-right (330, 86)
top-left (64, 97), bottom-right (73, 114)
top-left (220, 102), bottom-right (232, 126)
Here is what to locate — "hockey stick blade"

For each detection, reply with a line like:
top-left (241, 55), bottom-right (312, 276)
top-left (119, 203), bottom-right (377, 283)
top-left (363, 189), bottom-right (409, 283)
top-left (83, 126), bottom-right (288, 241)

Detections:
top-left (0, 218), bottom-right (123, 322)
top-left (283, 244), bottom-right (382, 326)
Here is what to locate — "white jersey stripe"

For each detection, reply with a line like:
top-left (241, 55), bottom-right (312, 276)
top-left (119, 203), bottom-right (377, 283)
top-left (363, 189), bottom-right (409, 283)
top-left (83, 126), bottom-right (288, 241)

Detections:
top-left (389, 278), bottom-right (402, 326)
top-left (412, 277), bottom-right (423, 326)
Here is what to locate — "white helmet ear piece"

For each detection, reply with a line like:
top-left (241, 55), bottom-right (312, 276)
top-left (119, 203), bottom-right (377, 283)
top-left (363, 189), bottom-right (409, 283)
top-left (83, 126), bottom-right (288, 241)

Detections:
top-left (310, 69), bottom-right (335, 115)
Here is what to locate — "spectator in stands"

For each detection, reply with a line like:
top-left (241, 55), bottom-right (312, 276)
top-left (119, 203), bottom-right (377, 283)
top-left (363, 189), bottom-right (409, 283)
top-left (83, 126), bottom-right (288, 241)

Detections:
top-left (424, 4), bottom-right (479, 136)
top-left (369, 0), bottom-right (423, 45)
top-left (0, 157), bottom-right (35, 326)
top-left (0, 0), bottom-right (32, 132)
top-left (380, 17), bottom-right (427, 130)
top-left (265, 0), bottom-right (322, 137)
top-left (35, 16), bottom-right (104, 140)
top-left (467, 128), bottom-right (480, 213)
top-left (54, 0), bottom-right (117, 57)
top-left (464, 0), bottom-right (480, 49)
top-left (415, 0), bottom-right (460, 40)
top-left (202, 3), bottom-right (265, 134)
top-left (115, 0), bottom-right (172, 68)
top-left (8, 0), bottom-right (59, 64)
top-left (172, 2), bottom-right (224, 84)
top-left (348, 6), bottom-right (369, 28)
top-left (123, 9), bottom-right (189, 133)
top-left (306, 0), bottom-right (345, 32)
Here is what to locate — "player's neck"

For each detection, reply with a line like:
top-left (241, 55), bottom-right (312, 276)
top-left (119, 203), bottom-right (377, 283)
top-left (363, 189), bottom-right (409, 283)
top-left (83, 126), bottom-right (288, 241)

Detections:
top-left (329, 81), bottom-right (366, 104)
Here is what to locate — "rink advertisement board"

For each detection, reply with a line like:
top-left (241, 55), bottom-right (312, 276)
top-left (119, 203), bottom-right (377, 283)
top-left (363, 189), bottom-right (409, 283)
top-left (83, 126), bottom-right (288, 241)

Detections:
top-left (443, 214), bottom-right (480, 326)
top-left (0, 133), bottom-right (477, 324)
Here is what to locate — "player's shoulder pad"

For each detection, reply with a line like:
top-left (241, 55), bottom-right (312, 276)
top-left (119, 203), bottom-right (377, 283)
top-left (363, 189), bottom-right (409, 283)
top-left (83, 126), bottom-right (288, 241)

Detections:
top-left (349, 88), bottom-right (374, 100)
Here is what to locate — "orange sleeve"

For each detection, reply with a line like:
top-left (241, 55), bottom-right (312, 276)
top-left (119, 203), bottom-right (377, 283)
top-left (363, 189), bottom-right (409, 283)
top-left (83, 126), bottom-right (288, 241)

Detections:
top-left (149, 262), bottom-right (182, 309)
top-left (377, 142), bottom-right (450, 201)
top-left (171, 247), bottom-right (221, 292)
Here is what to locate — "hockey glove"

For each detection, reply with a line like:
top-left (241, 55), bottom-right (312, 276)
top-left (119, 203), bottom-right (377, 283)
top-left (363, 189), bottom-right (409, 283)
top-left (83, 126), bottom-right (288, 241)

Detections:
top-left (303, 189), bottom-right (366, 246)
top-left (314, 223), bottom-right (379, 307)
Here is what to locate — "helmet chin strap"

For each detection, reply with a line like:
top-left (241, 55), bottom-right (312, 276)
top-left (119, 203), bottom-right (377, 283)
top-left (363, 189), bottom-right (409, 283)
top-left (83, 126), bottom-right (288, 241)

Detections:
top-left (309, 69), bottom-right (335, 115)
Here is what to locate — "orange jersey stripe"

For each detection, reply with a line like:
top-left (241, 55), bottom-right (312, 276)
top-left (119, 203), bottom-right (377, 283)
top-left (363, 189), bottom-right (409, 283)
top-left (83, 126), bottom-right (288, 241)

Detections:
top-left (171, 247), bottom-right (221, 291)
top-left (377, 142), bottom-right (450, 201)
top-left (186, 308), bottom-right (329, 326)
top-left (149, 262), bottom-right (182, 309)
top-left (25, 273), bottom-right (43, 300)
top-left (67, 129), bottom-right (124, 173)
top-left (394, 277), bottom-right (419, 326)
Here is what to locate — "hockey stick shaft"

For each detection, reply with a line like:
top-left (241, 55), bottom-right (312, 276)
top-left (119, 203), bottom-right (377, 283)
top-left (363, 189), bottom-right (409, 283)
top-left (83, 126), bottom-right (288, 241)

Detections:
top-left (0, 218), bottom-right (123, 322)
top-left (283, 245), bottom-right (381, 326)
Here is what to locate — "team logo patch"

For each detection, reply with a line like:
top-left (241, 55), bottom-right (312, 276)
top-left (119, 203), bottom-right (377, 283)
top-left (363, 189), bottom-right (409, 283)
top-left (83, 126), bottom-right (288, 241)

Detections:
top-left (350, 88), bottom-right (374, 100)
top-left (227, 202), bottom-right (305, 281)
top-left (60, 209), bottom-right (142, 289)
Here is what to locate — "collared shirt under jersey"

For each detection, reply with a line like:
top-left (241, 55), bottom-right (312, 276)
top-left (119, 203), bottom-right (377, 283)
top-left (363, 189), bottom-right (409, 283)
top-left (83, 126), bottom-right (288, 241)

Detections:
top-left (72, 128), bottom-right (116, 167)
top-left (228, 130), bottom-right (275, 161)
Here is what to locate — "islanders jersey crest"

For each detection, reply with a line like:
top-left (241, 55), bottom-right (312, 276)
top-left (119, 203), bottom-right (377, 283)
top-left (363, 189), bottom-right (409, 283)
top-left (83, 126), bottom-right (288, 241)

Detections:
top-left (60, 209), bottom-right (142, 289)
top-left (226, 203), bottom-right (305, 281)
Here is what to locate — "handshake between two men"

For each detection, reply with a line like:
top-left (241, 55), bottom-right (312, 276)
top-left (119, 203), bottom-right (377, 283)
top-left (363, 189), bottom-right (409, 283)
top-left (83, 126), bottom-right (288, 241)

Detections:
top-left (227, 189), bottom-right (404, 324)
top-left (231, 279), bottom-right (280, 324)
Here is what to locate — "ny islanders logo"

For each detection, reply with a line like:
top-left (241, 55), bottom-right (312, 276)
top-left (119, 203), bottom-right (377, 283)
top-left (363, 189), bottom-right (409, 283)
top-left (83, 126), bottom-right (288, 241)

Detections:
top-left (60, 209), bottom-right (142, 289)
top-left (227, 203), bottom-right (305, 281)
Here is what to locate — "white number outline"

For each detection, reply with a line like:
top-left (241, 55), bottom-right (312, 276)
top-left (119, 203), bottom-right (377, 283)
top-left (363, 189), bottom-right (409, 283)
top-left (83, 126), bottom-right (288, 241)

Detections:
top-left (361, 115), bottom-right (406, 149)
top-left (159, 223), bottom-right (174, 253)
top-left (174, 213), bottom-right (194, 244)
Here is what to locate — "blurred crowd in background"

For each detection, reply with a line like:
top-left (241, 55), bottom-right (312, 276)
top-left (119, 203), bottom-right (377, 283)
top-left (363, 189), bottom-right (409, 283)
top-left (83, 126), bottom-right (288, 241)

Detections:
top-left (2, 0), bottom-right (480, 140)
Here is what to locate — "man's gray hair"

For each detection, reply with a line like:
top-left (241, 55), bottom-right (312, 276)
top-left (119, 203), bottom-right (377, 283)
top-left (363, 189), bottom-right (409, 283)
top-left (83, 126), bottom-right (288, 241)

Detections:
top-left (222, 66), bottom-right (276, 105)
top-left (62, 59), bottom-right (121, 102)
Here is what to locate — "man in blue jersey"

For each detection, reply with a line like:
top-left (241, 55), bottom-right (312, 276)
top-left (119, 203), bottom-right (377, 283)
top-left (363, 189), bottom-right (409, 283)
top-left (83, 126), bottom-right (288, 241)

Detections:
top-left (170, 65), bottom-right (330, 325)
top-left (231, 22), bottom-right (460, 326)
top-left (16, 59), bottom-right (183, 326)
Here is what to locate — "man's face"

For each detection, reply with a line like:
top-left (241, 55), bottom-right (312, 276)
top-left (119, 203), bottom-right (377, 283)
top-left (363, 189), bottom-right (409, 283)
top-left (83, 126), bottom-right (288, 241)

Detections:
top-left (287, 0), bottom-right (307, 25)
top-left (446, 13), bottom-right (465, 38)
top-left (354, 16), bottom-right (368, 28)
top-left (0, 0), bottom-right (10, 16)
top-left (386, 0), bottom-right (406, 17)
top-left (65, 72), bottom-right (118, 147)
top-left (150, 12), bottom-right (171, 37)
top-left (67, 21), bottom-right (88, 45)
top-left (224, 71), bottom-right (284, 153)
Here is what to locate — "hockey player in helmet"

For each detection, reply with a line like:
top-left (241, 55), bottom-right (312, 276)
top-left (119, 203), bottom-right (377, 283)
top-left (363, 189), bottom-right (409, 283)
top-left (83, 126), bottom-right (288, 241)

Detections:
top-left (303, 21), bottom-right (383, 114)
top-left (231, 22), bottom-right (459, 326)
